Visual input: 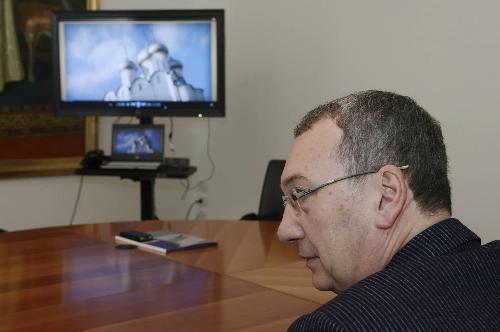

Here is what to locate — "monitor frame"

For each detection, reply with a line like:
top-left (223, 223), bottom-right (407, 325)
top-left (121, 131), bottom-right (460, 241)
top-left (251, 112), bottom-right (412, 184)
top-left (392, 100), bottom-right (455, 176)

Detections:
top-left (51, 9), bottom-right (225, 118)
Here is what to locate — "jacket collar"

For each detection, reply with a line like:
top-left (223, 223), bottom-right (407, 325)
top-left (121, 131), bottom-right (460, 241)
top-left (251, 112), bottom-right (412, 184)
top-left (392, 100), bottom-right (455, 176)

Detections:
top-left (387, 218), bottom-right (481, 268)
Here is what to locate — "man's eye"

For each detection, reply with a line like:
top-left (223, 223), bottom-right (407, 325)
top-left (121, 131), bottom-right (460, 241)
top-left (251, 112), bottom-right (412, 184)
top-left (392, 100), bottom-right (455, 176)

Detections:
top-left (292, 187), bottom-right (306, 195)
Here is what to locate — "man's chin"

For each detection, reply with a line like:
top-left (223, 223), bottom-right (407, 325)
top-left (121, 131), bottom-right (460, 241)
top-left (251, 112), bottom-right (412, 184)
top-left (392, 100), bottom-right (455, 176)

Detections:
top-left (312, 278), bottom-right (336, 291)
top-left (305, 257), bottom-right (336, 291)
top-left (311, 272), bottom-right (336, 291)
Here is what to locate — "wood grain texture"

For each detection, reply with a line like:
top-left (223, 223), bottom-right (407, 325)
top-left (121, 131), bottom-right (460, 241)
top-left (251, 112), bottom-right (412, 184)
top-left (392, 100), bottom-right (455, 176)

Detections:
top-left (232, 260), bottom-right (335, 305)
top-left (83, 290), bottom-right (315, 332)
top-left (68, 220), bottom-right (301, 274)
top-left (0, 220), bottom-right (323, 331)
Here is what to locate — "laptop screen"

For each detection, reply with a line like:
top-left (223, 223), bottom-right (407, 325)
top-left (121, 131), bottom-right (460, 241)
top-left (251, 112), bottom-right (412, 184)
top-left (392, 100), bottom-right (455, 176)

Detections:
top-left (111, 124), bottom-right (164, 162)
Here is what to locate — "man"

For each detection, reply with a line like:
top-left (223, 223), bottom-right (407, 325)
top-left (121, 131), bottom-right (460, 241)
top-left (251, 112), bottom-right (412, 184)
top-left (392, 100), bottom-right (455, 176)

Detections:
top-left (278, 90), bottom-right (500, 331)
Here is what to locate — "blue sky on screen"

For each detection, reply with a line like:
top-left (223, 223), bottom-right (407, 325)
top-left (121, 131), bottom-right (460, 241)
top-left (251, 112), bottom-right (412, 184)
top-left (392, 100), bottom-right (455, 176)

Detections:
top-left (63, 21), bottom-right (212, 101)
top-left (114, 129), bottom-right (162, 154)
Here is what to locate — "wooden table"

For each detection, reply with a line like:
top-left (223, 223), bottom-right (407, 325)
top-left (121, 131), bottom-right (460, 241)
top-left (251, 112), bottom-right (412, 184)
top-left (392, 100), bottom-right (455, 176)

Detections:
top-left (0, 220), bottom-right (334, 331)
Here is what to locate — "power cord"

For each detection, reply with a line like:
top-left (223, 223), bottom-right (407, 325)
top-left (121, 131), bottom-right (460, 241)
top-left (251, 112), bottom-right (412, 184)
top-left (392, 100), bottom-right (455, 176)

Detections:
top-left (70, 175), bottom-right (84, 225)
top-left (168, 116), bottom-right (175, 154)
top-left (180, 118), bottom-right (215, 200)
top-left (184, 198), bottom-right (203, 219)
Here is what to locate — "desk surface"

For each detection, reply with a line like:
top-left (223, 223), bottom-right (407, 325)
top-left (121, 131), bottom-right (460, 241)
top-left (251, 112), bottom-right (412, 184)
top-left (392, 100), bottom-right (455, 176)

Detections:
top-left (76, 166), bottom-right (197, 179)
top-left (0, 220), bottom-right (334, 331)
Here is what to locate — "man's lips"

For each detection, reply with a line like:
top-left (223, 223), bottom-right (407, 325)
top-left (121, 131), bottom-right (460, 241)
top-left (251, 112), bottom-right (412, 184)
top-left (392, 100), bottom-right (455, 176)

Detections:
top-left (302, 256), bottom-right (319, 269)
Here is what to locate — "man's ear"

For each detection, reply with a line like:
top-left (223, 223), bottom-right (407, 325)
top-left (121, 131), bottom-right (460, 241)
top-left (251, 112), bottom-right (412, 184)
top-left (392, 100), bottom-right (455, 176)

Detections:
top-left (375, 165), bottom-right (408, 229)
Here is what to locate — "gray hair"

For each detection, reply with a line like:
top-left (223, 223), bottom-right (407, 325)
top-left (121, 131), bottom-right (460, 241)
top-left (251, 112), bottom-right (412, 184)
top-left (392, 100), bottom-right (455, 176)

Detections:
top-left (294, 90), bottom-right (451, 214)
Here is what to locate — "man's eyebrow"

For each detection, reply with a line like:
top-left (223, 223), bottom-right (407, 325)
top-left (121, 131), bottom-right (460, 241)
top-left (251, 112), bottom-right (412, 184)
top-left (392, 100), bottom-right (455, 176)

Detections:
top-left (281, 174), bottom-right (309, 190)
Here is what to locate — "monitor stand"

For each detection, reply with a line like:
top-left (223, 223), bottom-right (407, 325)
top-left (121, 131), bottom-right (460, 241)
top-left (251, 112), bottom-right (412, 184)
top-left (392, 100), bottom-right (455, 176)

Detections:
top-left (139, 116), bottom-right (153, 125)
top-left (138, 116), bottom-right (155, 219)
top-left (140, 179), bottom-right (156, 220)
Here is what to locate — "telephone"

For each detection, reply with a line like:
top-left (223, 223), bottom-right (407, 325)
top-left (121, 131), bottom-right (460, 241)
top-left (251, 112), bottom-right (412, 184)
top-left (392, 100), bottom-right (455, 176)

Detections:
top-left (80, 149), bottom-right (107, 168)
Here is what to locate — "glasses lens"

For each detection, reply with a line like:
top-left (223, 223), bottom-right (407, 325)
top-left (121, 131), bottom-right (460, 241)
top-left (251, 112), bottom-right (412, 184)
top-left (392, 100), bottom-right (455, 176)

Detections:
top-left (282, 195), bottom-right (288, 207)
top-left (282, 193), bottom-right (296, 210)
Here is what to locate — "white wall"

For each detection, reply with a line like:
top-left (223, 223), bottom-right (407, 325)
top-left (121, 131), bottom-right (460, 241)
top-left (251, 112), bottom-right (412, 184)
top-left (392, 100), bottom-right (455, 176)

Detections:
top-left (2, 0), bottom-right (500, 242)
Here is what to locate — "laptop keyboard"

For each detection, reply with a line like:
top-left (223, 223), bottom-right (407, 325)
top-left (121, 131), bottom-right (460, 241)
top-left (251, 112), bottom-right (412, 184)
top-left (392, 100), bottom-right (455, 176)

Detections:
top-left (101, 161), bottom-right (161, 170)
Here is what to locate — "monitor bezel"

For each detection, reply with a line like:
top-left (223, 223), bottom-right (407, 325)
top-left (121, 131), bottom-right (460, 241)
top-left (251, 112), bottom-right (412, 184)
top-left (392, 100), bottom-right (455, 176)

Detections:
top-left (51, 9), bottom-right (225, 118)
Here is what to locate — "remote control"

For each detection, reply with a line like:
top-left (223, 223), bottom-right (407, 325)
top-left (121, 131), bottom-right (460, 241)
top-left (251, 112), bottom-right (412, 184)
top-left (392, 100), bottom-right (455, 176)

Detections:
top-left (119, 230), bottom-right (154, 242)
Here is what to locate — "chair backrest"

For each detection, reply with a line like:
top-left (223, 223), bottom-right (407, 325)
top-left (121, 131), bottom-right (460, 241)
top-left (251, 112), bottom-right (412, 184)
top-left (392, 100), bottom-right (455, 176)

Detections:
top-left (257, 159), bottom-right (286, 221)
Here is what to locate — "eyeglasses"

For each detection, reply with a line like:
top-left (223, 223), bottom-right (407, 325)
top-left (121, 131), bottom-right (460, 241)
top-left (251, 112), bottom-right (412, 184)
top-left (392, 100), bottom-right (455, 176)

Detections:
top-left (282, 165), bottom-right (409, 212)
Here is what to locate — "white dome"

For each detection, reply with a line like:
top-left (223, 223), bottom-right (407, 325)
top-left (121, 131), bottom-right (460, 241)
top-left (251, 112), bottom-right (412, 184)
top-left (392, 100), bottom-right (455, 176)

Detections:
top-left (137, 49), bottom-right (150, 64)
top-left (119, 59), bottom-right (137, 71)
top-left (148, 43), bottom-right (168, 55)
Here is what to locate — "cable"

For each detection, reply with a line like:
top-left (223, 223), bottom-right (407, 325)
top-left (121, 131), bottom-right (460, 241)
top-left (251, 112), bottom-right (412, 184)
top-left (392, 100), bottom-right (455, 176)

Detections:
top-left (184, 198), bottom-right (203, 220)
top-left (179, 178), bottom-right (190, 200)
top-left (193, 117), bottom-right (216, 188)
top-left (168, 116), bottom-right (175, 153)
top-left (70, 175), bottom-right (84, 225)
top-left (169, 117), bottom-right (174, 151)
top-left (180, 118), bottom-right (215, 200)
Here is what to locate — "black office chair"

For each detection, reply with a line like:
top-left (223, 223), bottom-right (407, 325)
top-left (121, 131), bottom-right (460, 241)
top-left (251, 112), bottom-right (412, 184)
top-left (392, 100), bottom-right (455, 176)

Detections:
top-left (241, 159), bottom-right (286, 221)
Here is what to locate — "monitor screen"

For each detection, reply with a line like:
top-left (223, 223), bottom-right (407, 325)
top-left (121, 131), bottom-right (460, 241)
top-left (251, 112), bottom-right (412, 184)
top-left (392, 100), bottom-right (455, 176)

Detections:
top-left (52, 10), bottom-right (224, 117)
top-left (111, 124), bottom-right (164, 161)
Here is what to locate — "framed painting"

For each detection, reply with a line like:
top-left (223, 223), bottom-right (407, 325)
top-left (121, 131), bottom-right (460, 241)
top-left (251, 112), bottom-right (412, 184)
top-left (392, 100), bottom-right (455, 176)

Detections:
top-left (0, 0), bottom-right (99, 178)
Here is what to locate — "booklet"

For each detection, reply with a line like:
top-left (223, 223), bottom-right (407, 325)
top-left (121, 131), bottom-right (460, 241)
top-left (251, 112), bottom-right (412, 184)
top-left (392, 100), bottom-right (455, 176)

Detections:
top-left (115, 229), bottom-right (218, 255)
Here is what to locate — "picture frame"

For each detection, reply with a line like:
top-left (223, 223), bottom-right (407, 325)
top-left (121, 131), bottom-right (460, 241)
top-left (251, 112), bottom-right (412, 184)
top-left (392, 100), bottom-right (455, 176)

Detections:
top-left (0, 0), bottom-right (99, 178)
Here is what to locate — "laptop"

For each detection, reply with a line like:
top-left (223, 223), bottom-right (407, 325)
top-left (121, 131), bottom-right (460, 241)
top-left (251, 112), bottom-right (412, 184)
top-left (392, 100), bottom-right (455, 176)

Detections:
top-left (101, 124), bottom-right (165, 170)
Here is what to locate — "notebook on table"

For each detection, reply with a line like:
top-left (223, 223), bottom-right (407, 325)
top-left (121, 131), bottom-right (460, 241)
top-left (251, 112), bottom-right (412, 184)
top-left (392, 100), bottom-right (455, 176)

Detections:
top-left (115, 229), bottom-right (218, 255)
top-left (101, 124), bottom-right (165, 170)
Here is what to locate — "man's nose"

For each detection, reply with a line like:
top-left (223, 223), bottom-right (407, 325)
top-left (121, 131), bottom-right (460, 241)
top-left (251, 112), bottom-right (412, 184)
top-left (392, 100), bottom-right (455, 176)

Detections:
top-left (277, 206), bottom-right (305, 243)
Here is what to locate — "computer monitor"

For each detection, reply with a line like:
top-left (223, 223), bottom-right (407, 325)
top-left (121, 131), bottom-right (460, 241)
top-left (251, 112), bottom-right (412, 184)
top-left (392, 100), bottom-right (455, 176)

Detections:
top-left (111, 124), bottom-right (164, 162)
top-left (51, 10), bottom-right (224, 118)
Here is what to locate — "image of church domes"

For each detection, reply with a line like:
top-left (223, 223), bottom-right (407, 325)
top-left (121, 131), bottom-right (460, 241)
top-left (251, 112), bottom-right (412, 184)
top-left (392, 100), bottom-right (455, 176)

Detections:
top-left (104, 41), bottom-right (204, 102)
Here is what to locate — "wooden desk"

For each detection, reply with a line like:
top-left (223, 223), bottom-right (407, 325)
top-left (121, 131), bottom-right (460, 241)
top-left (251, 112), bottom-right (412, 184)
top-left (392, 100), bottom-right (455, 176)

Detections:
top-left (0, 220), bottom-right (334, 331)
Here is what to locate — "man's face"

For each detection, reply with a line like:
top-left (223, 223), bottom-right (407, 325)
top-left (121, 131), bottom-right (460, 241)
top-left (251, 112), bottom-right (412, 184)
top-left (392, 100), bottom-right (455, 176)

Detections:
top-left (278, 118), bottom-right (379, 292)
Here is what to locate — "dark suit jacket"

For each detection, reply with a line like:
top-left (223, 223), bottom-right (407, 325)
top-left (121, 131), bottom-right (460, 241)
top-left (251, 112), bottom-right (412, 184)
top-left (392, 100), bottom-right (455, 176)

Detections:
top-left (289, 219), bottom-right (500, 331)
